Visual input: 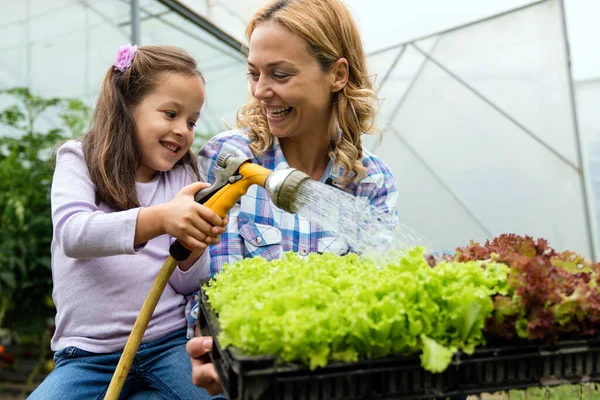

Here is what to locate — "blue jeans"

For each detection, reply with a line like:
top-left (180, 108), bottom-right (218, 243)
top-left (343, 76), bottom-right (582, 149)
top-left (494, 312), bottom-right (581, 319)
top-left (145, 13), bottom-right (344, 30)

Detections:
top-left (28, 328), bottom-right (215, 400)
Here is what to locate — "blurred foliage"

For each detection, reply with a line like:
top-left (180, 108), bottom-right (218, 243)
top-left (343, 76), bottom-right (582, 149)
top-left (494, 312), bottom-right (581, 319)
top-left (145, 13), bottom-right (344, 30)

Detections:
top-left (0, 87), bottom-right (90, 341)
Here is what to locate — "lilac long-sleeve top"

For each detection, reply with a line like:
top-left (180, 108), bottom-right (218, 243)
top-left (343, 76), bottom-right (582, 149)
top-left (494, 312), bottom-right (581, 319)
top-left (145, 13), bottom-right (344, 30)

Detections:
top-left (50, 140), bottom-right (210, 353)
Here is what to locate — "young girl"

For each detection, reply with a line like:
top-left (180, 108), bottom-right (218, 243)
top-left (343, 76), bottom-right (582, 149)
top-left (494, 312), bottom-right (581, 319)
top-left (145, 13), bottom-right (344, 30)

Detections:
top-left (29, 45), bottom-right (224, 400)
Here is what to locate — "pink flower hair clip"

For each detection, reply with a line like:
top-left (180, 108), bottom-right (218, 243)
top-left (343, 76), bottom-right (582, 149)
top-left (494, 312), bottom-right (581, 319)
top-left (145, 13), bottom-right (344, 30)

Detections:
top-left (113, 44), bottom-right (138, 72)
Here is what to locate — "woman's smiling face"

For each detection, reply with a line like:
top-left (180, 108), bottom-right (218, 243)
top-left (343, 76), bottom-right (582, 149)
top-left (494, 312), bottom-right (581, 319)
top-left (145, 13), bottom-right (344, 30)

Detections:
top-left (246, 21), bottom-right (337, 141)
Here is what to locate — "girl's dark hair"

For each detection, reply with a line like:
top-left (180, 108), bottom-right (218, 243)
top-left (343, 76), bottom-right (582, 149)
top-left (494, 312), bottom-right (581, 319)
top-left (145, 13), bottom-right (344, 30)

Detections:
top-left (83, 45), bottom-right (203, 210)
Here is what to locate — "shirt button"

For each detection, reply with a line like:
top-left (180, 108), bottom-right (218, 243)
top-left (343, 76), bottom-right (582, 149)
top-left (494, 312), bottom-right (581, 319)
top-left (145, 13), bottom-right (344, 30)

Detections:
top-left (300, 249), bottom-right (308, 256)
top-left (256, 237), bottom-right (263, 244)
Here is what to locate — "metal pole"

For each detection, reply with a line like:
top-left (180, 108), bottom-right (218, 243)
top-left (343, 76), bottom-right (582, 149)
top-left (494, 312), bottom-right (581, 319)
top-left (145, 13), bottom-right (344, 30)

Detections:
top-left (157, 0), bottom-right (243, 52)
top-left (558, 0), bottom-right (599, 260)
top-left (131, 0), bottom-right (141, 45)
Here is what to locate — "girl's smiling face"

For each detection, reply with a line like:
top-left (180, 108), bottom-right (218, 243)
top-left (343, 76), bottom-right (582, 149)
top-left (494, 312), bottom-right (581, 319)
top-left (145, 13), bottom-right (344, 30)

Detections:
top-left (132, 72), bottom-right (205, 183)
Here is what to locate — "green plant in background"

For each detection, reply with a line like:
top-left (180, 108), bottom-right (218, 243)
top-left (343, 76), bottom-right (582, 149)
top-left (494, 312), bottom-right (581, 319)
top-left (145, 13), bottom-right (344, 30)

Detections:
top-left (0, 87), bottom-right (90, 342)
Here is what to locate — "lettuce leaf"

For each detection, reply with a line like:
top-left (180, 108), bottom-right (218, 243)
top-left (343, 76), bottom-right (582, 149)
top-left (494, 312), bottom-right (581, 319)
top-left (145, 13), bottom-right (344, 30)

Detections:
top-left (205, 247), bottom-right (509, 373)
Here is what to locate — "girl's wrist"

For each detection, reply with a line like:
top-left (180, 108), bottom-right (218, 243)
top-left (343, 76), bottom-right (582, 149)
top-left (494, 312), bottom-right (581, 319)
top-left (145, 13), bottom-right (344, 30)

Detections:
top-left (153, 203), bottom-right (168, 236)
top-left (135, 203), bottom-right (169, 245)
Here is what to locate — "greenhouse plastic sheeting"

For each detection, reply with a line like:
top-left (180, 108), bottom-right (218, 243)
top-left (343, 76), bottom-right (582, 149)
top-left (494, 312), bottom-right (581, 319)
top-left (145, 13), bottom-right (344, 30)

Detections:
top-left (366, 0), bottom-right (597, 259)
top-left (0, 0), bottom-right (248, 131)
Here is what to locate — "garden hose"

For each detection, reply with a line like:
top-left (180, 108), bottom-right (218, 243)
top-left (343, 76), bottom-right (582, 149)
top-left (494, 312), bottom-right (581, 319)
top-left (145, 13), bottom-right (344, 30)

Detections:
top-left (104, 154), bottom-right (309, 400)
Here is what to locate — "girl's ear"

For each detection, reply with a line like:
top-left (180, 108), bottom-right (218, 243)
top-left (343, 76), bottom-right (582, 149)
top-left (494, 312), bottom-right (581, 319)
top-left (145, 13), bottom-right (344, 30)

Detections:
top-left (331, 58), bottom-right (349, 93)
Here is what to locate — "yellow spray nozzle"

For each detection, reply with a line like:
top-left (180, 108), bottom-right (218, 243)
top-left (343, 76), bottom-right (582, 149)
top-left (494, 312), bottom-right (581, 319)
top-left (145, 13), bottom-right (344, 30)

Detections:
top-left (197, 153), bottom-right (311, 218)
top-left (169, 154), bottom-right (311, 261)
top-left (203, 161), bottom-right (271, 217)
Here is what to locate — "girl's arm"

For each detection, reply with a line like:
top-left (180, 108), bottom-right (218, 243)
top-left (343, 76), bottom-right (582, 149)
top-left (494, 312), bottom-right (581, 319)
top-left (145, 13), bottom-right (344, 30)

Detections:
top-left (52, 141), bottom-right (224, 260)
top-left (52, 141), bottom-right (143, 259)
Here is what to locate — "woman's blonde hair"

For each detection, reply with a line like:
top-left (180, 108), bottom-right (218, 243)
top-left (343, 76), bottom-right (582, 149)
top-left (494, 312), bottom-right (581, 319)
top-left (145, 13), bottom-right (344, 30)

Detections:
top-left (236, 0), bottom-right (378, 184)
top-left (83, 45), bottom-right (203, 210)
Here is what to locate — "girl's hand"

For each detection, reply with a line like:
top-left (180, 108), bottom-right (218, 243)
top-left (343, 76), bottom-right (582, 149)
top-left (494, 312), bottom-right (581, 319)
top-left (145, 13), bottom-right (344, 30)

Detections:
top-left (162, 182), bottom-right (225, 251)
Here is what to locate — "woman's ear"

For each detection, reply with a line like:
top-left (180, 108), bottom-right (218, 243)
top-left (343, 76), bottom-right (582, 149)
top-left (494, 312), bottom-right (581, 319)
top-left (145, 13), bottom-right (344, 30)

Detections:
top-left (331, 58), bottom-right (349, 93)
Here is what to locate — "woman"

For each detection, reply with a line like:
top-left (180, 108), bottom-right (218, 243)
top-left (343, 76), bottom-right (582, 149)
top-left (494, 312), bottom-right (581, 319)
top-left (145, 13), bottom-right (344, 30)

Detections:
top-left (186, 0), bottom-right (399, 395)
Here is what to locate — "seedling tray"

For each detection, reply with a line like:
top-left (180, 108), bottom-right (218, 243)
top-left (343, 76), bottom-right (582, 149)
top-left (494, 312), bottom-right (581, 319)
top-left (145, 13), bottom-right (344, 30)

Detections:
top-left (198, 289), bottom-right (600, 400)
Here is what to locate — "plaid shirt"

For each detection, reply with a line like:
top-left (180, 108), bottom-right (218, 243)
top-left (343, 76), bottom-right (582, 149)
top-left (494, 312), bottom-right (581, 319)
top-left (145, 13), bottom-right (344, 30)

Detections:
top-left (186, 129), bottom-right (398, 337)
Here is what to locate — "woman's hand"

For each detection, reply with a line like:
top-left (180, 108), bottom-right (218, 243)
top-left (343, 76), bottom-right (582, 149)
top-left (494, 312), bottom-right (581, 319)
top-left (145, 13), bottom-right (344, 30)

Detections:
top-left (186, 336), bottom-right (223, 395)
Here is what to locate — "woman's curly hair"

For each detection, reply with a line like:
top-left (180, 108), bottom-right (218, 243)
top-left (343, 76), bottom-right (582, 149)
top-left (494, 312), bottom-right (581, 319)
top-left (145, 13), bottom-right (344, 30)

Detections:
top-left (236, 0), bottom-right (379, 185)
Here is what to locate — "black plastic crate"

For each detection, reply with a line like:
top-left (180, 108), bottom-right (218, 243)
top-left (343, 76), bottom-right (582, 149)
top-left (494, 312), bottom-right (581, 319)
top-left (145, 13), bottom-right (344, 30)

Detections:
top-left (457, 338), bottom-right (600, 393)
top-left (198, 288), bottom-right (600, 400)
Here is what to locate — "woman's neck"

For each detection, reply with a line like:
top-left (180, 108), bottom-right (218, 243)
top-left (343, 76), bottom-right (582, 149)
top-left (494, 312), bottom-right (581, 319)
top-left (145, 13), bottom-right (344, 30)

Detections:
top-left (279, 129), bottom-right (336, 181)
